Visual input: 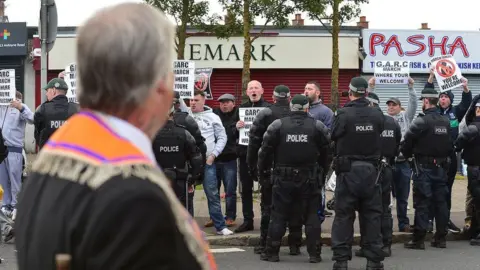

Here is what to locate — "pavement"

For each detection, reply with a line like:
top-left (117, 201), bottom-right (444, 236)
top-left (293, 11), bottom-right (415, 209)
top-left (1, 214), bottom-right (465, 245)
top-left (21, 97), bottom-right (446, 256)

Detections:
top-left (196, 175), bottom-right (472, 246)
top-left (212, 242), bottom-right (480, 270)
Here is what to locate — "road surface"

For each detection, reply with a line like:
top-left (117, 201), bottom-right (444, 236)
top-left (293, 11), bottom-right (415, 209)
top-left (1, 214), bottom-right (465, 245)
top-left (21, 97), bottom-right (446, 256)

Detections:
top-left (212, 241), bottom-right (480, 270)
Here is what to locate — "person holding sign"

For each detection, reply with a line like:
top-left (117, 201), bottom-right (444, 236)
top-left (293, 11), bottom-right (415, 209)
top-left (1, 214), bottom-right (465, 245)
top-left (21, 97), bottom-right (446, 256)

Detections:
top-left (0, 91), bottom-right (34, 219)
top-left (235, 80), bottom-right (270, 235)
top-left (425, 68), bottom-right (472, 234)
top-left (454, 100), bottom-right (480, 246)
top-left (15, 4), bottom-right (217, 270)
top-left (34, 78), bottom-right (80, 149)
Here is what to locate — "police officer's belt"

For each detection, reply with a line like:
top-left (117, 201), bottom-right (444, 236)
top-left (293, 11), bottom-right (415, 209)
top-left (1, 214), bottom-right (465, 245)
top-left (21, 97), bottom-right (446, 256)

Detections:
top-left (416, 156), bottom-right (449, 166)
top-left (274, 165), bottom-right (317, 179)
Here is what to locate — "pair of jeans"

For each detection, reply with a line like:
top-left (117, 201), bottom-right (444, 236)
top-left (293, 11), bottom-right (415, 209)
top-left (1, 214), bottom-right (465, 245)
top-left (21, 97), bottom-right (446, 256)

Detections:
top-left (216, 159), bottom-right (237, 220)
top-left (239, 156), bottom-right (254, 222)
top-left (203, 163), bottom-right (227, 231)
top-left (393, 162), bottom-right (411, 230)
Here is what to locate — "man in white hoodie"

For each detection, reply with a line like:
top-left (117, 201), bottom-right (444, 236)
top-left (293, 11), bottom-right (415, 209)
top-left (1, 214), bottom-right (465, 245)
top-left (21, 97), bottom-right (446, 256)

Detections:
top-left (369, 77), bottom-right (417, 233)
top-left (190, 90), bottom-right (233, 236)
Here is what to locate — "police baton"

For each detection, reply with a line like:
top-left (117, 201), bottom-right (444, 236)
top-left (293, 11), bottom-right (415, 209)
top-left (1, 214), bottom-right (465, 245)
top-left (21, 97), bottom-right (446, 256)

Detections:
top-left (374, 159), bottom-right (387, 186)
top-left (185, 180), bottom-right (189, 214)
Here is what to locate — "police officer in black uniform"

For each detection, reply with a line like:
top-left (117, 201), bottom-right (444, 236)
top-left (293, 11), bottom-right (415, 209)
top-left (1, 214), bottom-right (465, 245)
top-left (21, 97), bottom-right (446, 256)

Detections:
top-left (330, 77), bottom-right (385, 270)
top-left (34, 78), bottom-right (79, 149)
top-left (152, 103), bottom-right (203, 216)
top-left (247, 85), bottom-right (299, 255)
top-left (172, 91), bottom-right (207, 163)
top-left (257, 94), bottom-right (331, 263)
top-left (356, 92), bottom-right (401, 258)
top-left (455, 98), bottom-right (480, 246)
top-left (401, 87), bottom-right (452, 250)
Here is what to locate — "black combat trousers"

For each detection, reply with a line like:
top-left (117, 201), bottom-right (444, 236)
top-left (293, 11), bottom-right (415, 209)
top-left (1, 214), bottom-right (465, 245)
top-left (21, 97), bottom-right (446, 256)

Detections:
top-left (331, 161), bottom-right (384, 263)
top-left (467, 166), bottom-right (480, 238)
top-left (360, 165), bottom-right (393, 248)
top-left (381, 166), bottom-right (394, 247)
top-left (412, 165), bottom-right (448, 241)
top-left (265, 168), bottom-right (321, 258)
top-left (239, 156), bottom-right (254, 222)
top-left (172, 179), bottom-right (194, 216)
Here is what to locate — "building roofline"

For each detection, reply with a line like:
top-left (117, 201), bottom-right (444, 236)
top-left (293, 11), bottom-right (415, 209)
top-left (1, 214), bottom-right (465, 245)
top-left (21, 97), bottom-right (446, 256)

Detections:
top-left (28, 25), bottom-right (361, 37)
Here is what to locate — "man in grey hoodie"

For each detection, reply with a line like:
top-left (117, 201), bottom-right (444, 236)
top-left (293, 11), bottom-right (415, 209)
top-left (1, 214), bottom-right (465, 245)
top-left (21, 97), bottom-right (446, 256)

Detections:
top-left (370, 77), bottom-right (417, 233)
top-left (190, 90), bottom-right (233, 236)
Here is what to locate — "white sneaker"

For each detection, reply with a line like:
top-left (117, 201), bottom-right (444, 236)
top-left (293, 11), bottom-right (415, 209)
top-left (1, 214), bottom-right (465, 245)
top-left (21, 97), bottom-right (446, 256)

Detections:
top-left (407, 205), bottom-right (411, 210)
top-left (217, 228), bottom-right (234, 236)
top-left (11, 209), bottom-right (17, 221)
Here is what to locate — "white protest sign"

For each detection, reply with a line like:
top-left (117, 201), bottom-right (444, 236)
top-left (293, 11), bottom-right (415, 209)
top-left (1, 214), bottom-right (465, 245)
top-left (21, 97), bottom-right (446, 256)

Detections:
top-left (239, 107), bottom-right (264, 145)
top-left (374, 61), bottom-right (410, 84)
top-left (0, 69), bottom-right (16, 106)
top-left (430, 54), bottom-right (463, 92)
top-left (174, 60), bottom-right (195, 99)
top-left (63, 63), bottom-right (78, 103)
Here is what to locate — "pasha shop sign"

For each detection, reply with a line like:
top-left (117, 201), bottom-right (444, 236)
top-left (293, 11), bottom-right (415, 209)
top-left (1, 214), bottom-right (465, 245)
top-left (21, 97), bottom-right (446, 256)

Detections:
top-left (362, 29), bottom-right (480, 74)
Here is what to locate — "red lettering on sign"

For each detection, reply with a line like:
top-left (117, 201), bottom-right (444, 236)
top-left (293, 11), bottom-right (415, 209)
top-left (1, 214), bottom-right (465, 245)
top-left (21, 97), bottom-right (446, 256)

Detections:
top-left (448, 37), bottom-right (470, 57)
top-left (405, 35), bottom-right (426, 56)
top-left (428, 36), bottom-right (448, 56)
top-left (369, 33), bottom-right (385, 56)
top-left (368, 33), bottom-right (470, 58)
top-left (383, 35), bottom-right (404, 56)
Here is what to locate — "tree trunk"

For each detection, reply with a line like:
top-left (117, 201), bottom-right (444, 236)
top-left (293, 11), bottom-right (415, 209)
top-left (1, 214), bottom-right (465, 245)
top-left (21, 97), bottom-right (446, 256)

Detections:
top-left (331, 0), bottom-right (341, 111)
top-left (241, 0), bottom-right (252, 102)
top-left (177, 0), bottom-right (190, 60)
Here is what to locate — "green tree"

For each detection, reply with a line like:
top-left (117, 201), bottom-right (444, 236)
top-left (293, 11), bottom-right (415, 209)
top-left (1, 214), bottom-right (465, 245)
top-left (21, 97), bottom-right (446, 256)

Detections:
top-left (294, 0), bottom-right (368, 111)
top-left (146, 0), bottom-right (213, 60)
top-left (211, 0), bottom-right (295, 99)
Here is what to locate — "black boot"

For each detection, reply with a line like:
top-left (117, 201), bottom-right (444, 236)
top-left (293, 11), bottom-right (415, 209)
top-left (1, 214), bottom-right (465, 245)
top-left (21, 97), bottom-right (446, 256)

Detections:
top-left (307, 243), bottom-right (321, 263)
top-left (289, 245), bottom-right (301, 255)
top-left (332, 261), bottom-right (348, 270)
top-left (381, 246), bottom-right (392, 257)
top-left (234, 221), bottom-right (254, 233)
top-left (470, 234), bottom-right (480, 246)
top-left (431, 234), bottom-right (447, 248)
top-left (260, 245), bottom-right (280, 262)
top-left (254, 236), bottom-right (266, 254)
top-left (404, 240), bottom-right (425, 250)
top-left (355, 248), bottom-right (365, 257)
top-left (366, 260), bottom-right (384, 270)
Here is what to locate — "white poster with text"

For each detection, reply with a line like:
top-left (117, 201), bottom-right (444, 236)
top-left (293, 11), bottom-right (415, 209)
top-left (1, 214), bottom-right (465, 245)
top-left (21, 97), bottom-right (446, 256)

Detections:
top-left (430, 55), bottom-right (463, 92)
top-left (374, 61), bottom-right (410, 84)
top-left (174, 60), bottom-right (195, 99)
top-left (239, 107), bottom-right (264, 145)
top-left (0, 69), bottom-right (16, 106)
top-left (64, 63), bottom-right (78, 103)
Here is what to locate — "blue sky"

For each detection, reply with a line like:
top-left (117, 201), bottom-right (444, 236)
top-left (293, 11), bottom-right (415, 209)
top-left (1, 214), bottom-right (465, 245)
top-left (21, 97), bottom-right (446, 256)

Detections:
top-left (8, 0), bottom-right (480, 31)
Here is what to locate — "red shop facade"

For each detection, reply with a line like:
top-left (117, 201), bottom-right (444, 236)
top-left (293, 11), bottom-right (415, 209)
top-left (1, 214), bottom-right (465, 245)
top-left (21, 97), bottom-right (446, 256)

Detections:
top-left (31, 25), bottom-right (362, 108)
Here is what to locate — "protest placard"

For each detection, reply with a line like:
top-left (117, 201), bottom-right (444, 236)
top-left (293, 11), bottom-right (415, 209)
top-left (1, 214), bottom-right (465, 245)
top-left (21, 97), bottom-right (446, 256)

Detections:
top-left (0, 69), bottom-right (16, 107)
top-left (63, 63), bottom-right (78, 103)
top-left (194, 67), bottom-right (213, 100)
top-left (238, 107), bottom-right (265, 145)
top-left (174, 60), bottom-right (195, 99)
top-left (430, 54), bottom-right (463, 92)
top-left (374, 60), bottom-right (410, 84)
